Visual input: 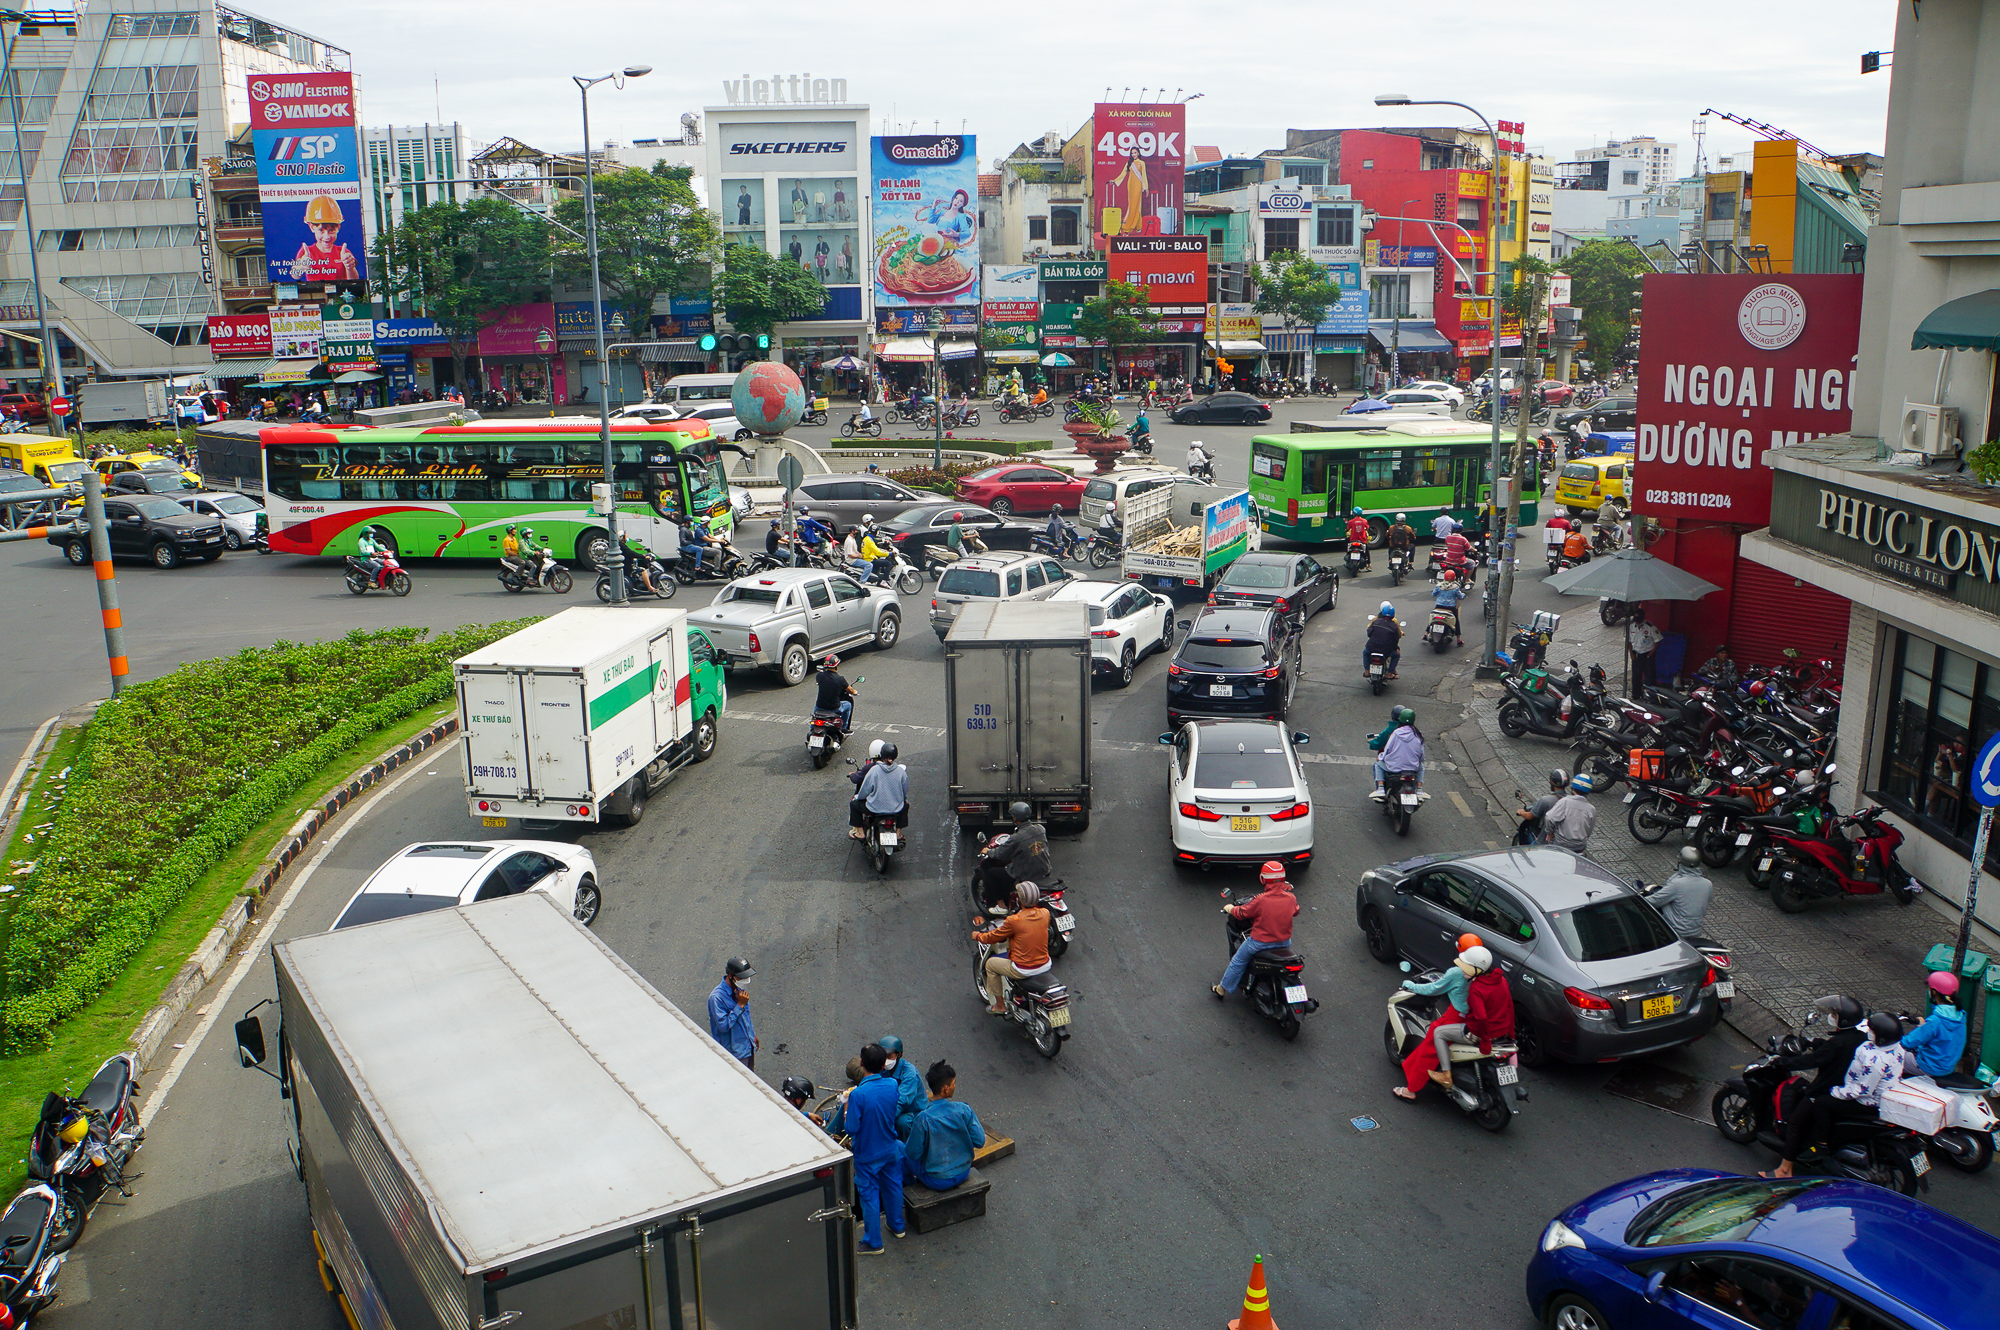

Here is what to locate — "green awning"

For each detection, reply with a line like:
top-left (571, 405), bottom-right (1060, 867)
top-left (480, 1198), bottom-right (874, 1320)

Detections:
top-left (1911, 289), bottom-right (2000, 352)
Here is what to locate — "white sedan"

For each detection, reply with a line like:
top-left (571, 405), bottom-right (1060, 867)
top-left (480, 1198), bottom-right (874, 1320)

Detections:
top-left (1409, 380), bottom-right (1466, 407)
top-left (1377, 390), bottom-right (1457, 417)
top-left (1162, 719), bottom-right (1314, 871)
top-left (1048, 579), bottom-right (1174, 688)
top-left (330, 840), bottom-right (602, 931)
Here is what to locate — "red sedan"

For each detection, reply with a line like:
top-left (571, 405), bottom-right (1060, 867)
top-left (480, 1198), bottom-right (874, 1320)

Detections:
top-left (953, 462), bottom-right (1088, 517)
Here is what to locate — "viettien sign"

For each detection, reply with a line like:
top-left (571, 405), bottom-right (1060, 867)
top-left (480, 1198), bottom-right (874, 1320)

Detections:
top-left (720, 74), bottom-right (851, 105)
top-left (1769, 472), bottom-right (2000, 615)
top-left (1632, 274), bottom-right (1863, 528)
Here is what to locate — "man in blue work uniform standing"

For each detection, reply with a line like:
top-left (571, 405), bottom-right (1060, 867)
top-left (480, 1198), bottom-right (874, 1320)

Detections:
top-left (846, 1043), bottom-right (905, 1253)
top-left (706, 956), bottom-right (759, 1069)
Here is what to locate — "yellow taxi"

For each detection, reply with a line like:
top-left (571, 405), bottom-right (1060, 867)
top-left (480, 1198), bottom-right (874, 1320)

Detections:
top-left (1554, 456), bottom-right (1630, 519)
top-left (95, 450), bottom-right (201, 488)
top-left (0, 437), bottom-right (88, 489)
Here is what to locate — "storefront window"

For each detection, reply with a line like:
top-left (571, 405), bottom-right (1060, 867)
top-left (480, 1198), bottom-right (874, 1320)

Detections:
top-left (1879, 630), bottom-right (2000, 873)
top-left (723, 179), bottom-right (763, 229)
top-left (779, 177), bottom-right (856, 226)
top-left (780, 226), bottom-right (858, 285)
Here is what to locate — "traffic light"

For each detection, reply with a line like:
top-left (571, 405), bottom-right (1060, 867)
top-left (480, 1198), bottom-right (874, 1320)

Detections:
top-left (756, 333), bottom-right (770, 350)
top-left (698, 333), bottom-right (717, 352)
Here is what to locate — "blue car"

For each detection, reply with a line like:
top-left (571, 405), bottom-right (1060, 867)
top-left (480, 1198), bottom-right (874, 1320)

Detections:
top-left (1526, 1169), bottom-right (2000, 1330)
top-left (1586, 430), bottom-right (1635, 454)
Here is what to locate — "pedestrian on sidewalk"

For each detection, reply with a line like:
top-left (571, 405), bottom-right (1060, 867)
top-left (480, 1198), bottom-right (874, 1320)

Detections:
top-left (847, 1044), bottom-right (905, 1252)
top-left (706, 956), bottom-right (759, 1069)
top-left (902, 1060), bottom-right (986, 1191)
top-left (1541, 777), bottom-right (1598, 854)
top-left (1627, 610), bottom-right (1662, 688)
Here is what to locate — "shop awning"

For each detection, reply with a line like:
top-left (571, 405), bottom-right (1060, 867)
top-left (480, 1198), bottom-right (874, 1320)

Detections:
top-left (332, 370), bottom-right (382, 383)
top-left (209, 358), bottom-right (279, 379)
top-left (558, 338), bottom-right (599, 353)
top-left (1367, 320), bottom-right (1452, 353)
top-left (1207, 339), bottom-right (1268, 356)
top-left (987, 349), bottom-right (1041, 364)
top-left (639, 340), bottom-right (703, 362)
top-left (1910, 289), bottom-right (2000, 352)
top-left (876, 337), bottom-right (974, 362)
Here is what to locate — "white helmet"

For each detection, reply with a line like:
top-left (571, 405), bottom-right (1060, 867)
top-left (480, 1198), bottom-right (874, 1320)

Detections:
top-left (1459, 945), bottom-right (1494, 973)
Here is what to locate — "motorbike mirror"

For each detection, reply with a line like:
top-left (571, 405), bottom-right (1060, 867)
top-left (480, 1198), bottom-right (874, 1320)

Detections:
top-left (1291, 732), bottom-right (1311, 746)
top-left (973, 831), bottom-right (989, 845)
top-left (1643, 1270), bottom-right (1667, 1304)
top-left (1730, 765), bottom-right (1744, 777)
top-left (1824, 762), bottom-right (1837, 776)
top-left (1398, 960), bottom-right (1413, 973)
top-left (1158, 733), bottom-right (1174, 745)
top-left (234, 1015), bottom-right (266, 1068)
top-left (1772, 787), bottom-right (1788, 798)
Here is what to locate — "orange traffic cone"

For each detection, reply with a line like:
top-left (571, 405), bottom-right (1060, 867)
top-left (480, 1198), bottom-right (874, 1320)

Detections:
top-left (1227, 1254), bottom-right (1279, 1330)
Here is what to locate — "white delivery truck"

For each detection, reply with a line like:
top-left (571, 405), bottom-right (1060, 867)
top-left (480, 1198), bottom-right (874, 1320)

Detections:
top-left (233, 893), bottom-right (857, 1330)
top-left (1121, 485), bottom-right (1258, 595)
top-left (455, 606), bottom-right (727, 829)
top-left (79, 379), bottom-right (168, 428)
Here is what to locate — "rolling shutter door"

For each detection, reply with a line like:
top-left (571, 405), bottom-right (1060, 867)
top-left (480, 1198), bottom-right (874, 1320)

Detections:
top-left (1727, 555), bottom-right (1849, 669)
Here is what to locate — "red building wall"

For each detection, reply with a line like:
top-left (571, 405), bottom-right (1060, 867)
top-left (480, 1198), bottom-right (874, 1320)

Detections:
top-left (1333, 130), bottom-right (1491, 358)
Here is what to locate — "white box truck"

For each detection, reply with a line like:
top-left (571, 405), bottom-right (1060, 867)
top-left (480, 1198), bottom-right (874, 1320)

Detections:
top-left (455, 606), bottom-right (727, 829)
top-left (79, 379), bottom-right (167, 428)
top-left (943, 600), bottom-right (1093, 833)
top-left (1121, 485), bottom-right (1258, 594)
top-left (233, 893), bottom-right (858, 1330)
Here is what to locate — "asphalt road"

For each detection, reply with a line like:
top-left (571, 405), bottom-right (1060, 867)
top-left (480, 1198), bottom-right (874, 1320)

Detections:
top-left (13, 402), bottom-right (2000, 1329)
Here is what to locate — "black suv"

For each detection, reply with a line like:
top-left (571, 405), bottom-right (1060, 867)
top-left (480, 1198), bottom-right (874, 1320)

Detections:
top-left (51, 494), bottom-right (225, 568)
top-left (1166, 606), bottom-right (1301, 726)
top-left (107, 469), bottom-right (196, 498)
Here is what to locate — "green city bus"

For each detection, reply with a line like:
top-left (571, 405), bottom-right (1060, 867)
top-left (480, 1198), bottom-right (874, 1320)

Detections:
top-left (260, 419), bottom-right (740, 562)
top-left (1246, 418), bottom-right (1538, 546)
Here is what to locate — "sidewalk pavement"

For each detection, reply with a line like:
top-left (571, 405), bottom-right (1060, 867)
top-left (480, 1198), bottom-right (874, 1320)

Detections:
top-left (1435, 601), bottom-right (1999, 1049)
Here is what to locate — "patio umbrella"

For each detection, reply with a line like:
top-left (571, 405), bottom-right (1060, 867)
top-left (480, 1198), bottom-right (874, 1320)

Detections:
top-left (826, 355), bottom-right (863, 371)
top-left (1542, 549), bottom-right (1722, 693)
top-left (1040, 352), bottom-right (1076, 367)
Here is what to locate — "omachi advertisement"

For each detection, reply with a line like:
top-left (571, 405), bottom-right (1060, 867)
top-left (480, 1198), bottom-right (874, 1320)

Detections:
top-left (1633, 274), bottom-right (1863, 527)
top-left (1092, 103), bottom-right (1185, 239)
top-left (249, 73), bottom-right (364, 284)
top-left (871, 134), bottom-right (978, 308)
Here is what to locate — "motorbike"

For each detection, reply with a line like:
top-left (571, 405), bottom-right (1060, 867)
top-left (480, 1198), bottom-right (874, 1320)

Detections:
top-left (26, 1053), bottom-right (142, 1252)
top-left (1882, 1011), bottom-right (1998, 1172)
top-left (807, 678), bottom-right (859, 769)
top-left (844, 757), bottom-right (903, 875)
top-left (344, 552), bottom-right (410, 597)
top-left (1501, 616), bottom-right (1558, 671)
top-left (1385, 964), bottom-right (1521, 1132)
top-left (498, 548), bottom-right (573, 595)
top-left (968, 833), bottom-right (1075, 957)
top-left (970, 900), bottom-right (1071, 1058)
top-left (594, 553), bottom-right (676, 601)
top-left (0, 1183), bottom-right (71, 1324)
top-left (1710, 1028), bottom-right (1928, 1195)
top-left (1084, 527), bottom-right (1122, 569)
top-left (998, 398), bottom-right (1038, 423)
top-left (863, 550), bottom-right (925, 596)
top-left (1031, 521), bottom-right (1084, 563)
top-left (801, 400), bottom-right (830, 426)
top-left (1547, 545), bottom-right (1578, 577)
top-left (1423, 605), bottom-right (1458, 654)
top-left (839, 414), bottom-right (883, 438)
top-left (1187, 456), bottom-right (1215, 483)
top-left (1344, 544), bottom-right (1368, 579)
top-left (942, 404), bottom-right (981, 429)
top-left (669, 542), bottom-right (746, 585)
top-left (1125, 425), bottom-right (1153, 455)
top-left (1375, 764), bottom-right (1421, 835)
top-left (1364, 646), bottom-right (1392, 696)
top-left (1496, 662), bottom-right (1602, 741)
top-left (1763, 805), bottom-right (1920, 914)
top-left (1386, 546), bottom-right (1412, 586)
top-left (1220, 889), bottom-right (1317, 1041)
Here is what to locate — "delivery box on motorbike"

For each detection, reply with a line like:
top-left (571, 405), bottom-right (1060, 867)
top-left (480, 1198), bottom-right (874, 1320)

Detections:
top-left (1629, 749), bottom-right (1666, 781)
top-left (1880, 1081), bottom-right (1951, 1136)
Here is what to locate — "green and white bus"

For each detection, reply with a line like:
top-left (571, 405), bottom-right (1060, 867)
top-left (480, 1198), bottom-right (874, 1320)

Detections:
top-left (1246, 418), bottom-right (1538, 546)
top-left (261, 419), bottom-right (739, 563)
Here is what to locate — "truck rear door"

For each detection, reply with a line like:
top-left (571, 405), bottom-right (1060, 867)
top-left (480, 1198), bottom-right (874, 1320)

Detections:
top-left (1020, 640), bottom-right (1088, 793)
top-left (948, 645), bottom-right (1015, 797)
top-left (521, 670), bottom-right (592, 801)
top-left (459, 669), bottom-right (531, 802)
top-left (648, 622), bottom-right (689, 746)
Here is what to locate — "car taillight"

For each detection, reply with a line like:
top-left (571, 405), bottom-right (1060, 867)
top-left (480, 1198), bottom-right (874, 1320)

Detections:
top-left (1274, 597), bottom-right (1288, 613)
top-left (1177, 802), bottom-right (1223, 822)
top-left (1563, 986), bottom-right (1614, 1012)
top-left (1169, 663), bottom-right (1183, 676)
top-left (747, 632), bottom-right (760, 653)
top-left (1262, 665), bottom-right (1281, 678)
top-left (1702, 967), bottom-right (1718, 988)
top-left (1091, 628), bottom-right (1117, 638)
top-left (1268, 802), bottom-right (1310, 820)
top-left (891, 532), bottom-right (906, 542)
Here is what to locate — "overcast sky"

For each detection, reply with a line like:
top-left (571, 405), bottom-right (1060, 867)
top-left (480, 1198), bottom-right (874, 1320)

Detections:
top-left (261, 0), bottom-right (1897, 175)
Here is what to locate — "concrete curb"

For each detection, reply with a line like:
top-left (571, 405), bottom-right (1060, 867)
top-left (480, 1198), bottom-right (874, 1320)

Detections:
top-left (127, 713), bottom-right (460, 1072)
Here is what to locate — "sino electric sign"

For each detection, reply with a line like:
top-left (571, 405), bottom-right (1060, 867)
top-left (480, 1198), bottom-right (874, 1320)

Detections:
top-left (249, 73), bottom-right (363, 284)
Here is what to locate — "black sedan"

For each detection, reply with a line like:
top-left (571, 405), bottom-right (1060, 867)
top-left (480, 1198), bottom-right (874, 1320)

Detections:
top-left (1555, 395), bottom-right (1636, 434)
top-left (1171, 392), bottom-right (1272, 426)
top-left (1166, 605), bottom-right (1301, 726)
top-left (1208, 552), bottom-right (1338, 626)
top-left (876, 503), bottom-right (1038, 556)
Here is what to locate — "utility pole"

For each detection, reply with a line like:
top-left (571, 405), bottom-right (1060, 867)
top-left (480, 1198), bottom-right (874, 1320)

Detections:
top-left (1491, 265), bottom-right (1548, 656)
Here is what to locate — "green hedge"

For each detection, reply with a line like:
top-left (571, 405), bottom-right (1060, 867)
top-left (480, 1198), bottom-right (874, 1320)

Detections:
top-left (2, 622), bottom-right (533, 1051)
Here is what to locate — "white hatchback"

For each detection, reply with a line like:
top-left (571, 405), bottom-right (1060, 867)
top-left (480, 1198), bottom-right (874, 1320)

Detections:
top-left (1377, 390), bottom-right (1457, 417)
top-left (1047, 579), bottom-right (1174, 688)
top-left (1409, 380), bottom-right (1466, 407)
top-left (330, 840), bottom-right (602, 931)
top-left (1162, 719), bottom-right (1315, 871)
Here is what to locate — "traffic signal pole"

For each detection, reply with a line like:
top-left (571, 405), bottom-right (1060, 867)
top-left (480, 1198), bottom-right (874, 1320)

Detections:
top-left (81, 470), bottom-right (128, 694)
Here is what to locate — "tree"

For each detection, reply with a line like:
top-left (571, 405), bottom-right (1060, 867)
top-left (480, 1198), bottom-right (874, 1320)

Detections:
top-left (1252, 251), bottom-right (1340, 378)
top-left (1073, 278), bottom-right (1158, 374)
top-left (553, 163), bottom-right (720, 340)
top-left (719, 242), bottom-right (829, 339)
top-left (369, 197), bottom-right (551, 393)
top-left (1560, 239), bottom-right (1649, 370)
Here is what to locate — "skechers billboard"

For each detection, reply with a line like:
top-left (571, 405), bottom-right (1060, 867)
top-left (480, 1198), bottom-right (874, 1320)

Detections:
top-left (870, 134), bottom-right (978, 309)
top-left (249, 73), bottom-right (364, 284)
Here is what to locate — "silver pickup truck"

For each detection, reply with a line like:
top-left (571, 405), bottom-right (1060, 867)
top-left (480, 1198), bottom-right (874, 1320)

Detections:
top-left (686, 567), bottom-right (903, 685)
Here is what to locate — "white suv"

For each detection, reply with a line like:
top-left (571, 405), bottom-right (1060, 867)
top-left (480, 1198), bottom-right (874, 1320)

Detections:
top-left (929, 551), bottom-right (1074, 640)
top-left (1047, 580), bottom-right (1174, 687)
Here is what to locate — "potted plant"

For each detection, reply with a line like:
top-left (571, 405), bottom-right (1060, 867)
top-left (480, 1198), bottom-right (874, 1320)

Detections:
top-left (1967, 439), bottom-right (2000, 486)
top-left (1062, 400), bottom-right (1131, 472)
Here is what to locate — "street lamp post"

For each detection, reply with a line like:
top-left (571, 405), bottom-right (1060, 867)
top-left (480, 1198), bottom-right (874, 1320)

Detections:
top-left (576, 64), bottom-right (650, 604)
top-left (1376, 94), bottom-right (1507, 673)
top-left (925, 308), bottom-right (945, 469)
top-left (534, 327), bottom-right (556, 418)
top-left (1388, 195), bottom-right (1417, 390)
top-left (1, 12), bottom-right (64, 409)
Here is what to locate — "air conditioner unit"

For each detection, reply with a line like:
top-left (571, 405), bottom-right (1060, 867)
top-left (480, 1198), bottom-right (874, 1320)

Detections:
top-left (1900, 401), bottom-right (1960, 457)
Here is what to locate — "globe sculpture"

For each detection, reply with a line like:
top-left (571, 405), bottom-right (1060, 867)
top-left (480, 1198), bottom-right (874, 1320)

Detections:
top-left (731, 360), bottom-right (806, 436)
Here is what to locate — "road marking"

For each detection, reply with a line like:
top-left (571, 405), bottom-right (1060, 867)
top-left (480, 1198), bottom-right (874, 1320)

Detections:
top-left (142, 738), bottom-right (461, 1118)
top-left (1449, 791), bottom-right (1474, 819)
top-left (728, 709), bottom-right (948, 738)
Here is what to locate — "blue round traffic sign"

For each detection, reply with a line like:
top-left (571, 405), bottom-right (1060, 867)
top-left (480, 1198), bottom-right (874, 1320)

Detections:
top-left (1974, 731), bottom-right (2000, 809)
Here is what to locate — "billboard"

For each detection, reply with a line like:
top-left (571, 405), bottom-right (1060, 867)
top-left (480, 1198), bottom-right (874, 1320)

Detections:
top-left (476, 303), bottom-right (557, 356)
top-left (1092, 102), bottom-right (1185, 238)
top-left (207, 313), bottom-right (271, 357)
top-left (870, 135), bottom-right (979, 308)
top-left (320, 300), bottom-right (375, 372)
top-left (373, 317), bottom-right (446, 348)
top-left (1105, 236), bottom-right (1207, 334)
top-left (982, 263), bottom-right (1037, 302)
top-left (1633, 274), bottom-right (1864, 528)
top-left (249, 73), bottom-right (364, 285)
top-left (268, 305), bottom-right (321, 359)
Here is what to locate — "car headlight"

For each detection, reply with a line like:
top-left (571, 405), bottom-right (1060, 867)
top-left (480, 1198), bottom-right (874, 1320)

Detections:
top-left (1541, 1219), bottom-right (1586, 1253)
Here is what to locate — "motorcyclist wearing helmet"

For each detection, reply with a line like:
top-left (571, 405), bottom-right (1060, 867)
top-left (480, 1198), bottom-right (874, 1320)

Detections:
top-left (1431, 567), bottom-right (1466, 646)
top-left (1515, 769), bottom-right (1570, 843)
top-left (945, 510), bottom-right (986, 557)
top-left (1647, 845), bottom-right (1715, 939)
top-left (623, 531), bottom-right (662, 596)
top-left (1764, 994), bottom-right (1868, 1177)
top-left (1212, 861), bottom-right (1299, 1000)
top-left (1899, 972), bottom-right (1969, 1078)
top-left (1345, 506), bottom-right (1372, 569)
top-left (1769, 1009), bottom-right (1906, 1179)
top-left (975, 801), bottom-right (1051, 913)
top-left (1413, 945), bottom-right (1515, 1093)
top-left (794, 505), bottom-right (832, 564)
top-left (517, 526), bottom-right (549, 582)
top-left (1366, 706), bottom-right (1425, 799)
top-left (500, 523), bottom-right (523, 577)
top-left (1363, 601), bottom-right (1402, 680)
top-left (1442, 522), bottom-right (1474, 584)
top-left (1561, 518), bottom-right (1591, 563)
top-left (848, 741), bottom-right (909, 841)
top-left (972, 881), bottom-right (1053, 1014)
top-left (1044, 503), bottom-right (1074, 556)
top-left (355, 525), bottom-right (389, 586)
top-left (1186, 438), bottom-right (1214, 476)
top-left (1542, 775), bottom-right (1599, 854)
top-left (1386, 512), bottom-right (1416, 559)
top-left (815, 654), bottom-right (855, 734)
top-left (873, 1034), bottom-right (925, 1140)
top-left (706, 956), bottom-right (758, 1069)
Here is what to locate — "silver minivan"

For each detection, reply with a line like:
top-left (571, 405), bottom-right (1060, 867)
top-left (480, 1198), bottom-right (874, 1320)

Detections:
top-left (929, 551), bottom-right (1074, 640)
top-left (1077, 467), bottom-right (1193, 527)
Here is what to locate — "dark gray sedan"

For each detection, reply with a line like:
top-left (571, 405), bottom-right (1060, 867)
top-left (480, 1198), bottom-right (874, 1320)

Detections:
top-left (1207, 552), bottom-right (1338, 625)
top-left (1353, 847), bottom-right (1721, 1066)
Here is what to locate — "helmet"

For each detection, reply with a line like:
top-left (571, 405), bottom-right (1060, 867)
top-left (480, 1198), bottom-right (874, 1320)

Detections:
top-left (1929, 971), bottom-right (1961, 998)
top-left (862, 513), bottom-right (876, 526)
top-left (1813, 994), bottom-right (1864, 1026)
top-left (1748, 681), bottom-right (1768, 698)
top-left (1679, 845), bottom-right (1703, 867)
top-left (1865, 1012), bottom-right (1902, 1047)
top-left (877, 741), bottom-right (898, 761)
top-left (1442, 568), bottom-right (1458, 583)
top-left (1456, 932), bottom-right (1484, 952)
top-left (520, 527), bottom-right (533, 540)
top-left (505, 524), bottom-right (517, 534)
top-left (1569, 774), bottom-right (1594, 794)
top-left (1351, 506), bottom-right (1364, 516)
top-left (1379, 602), bottom-right (1395, 617)
top-left (57, 1112), bottom-right (89, 1146)
top-left (1050, 504), bottom-right (1062, 514)
top-left (1259, 861), bottom-right (1287, 884)
top-left (725, 956), bottom-right (756, 979)
top-left (1396, 512), bottom-right (1407, 522)
top-left (780, 1075), bottom-right (815, 1104)
top-left (1008, 801), bottom-right (1033, 822)
top-left (797, 503), bottom-right (810, 515)
top-left (1012, 881), bottom-right (1041, 909)
top-left (866, 739), bottom-right (885, 760)
top-left (950, 511), bottom-right (964, 521)
top-left (1459, 945), bottom-right (1494, 973)
top-left (1393, 706), bottom-right (1415, 725)
top-left (877, 1035), bottom-right (903, 1057)
top-left (821, 654), bottom-right (840, 671)
top-left (1548, 768), bottom-right (1567, 791)
top-left (303, 195), bottom-right (343, 225)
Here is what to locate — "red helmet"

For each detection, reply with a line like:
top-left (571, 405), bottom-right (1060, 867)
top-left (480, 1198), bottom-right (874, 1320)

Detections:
top-left (1259, 861), bottom-right (1287, 885)
top-left (1929, 971), bottom-right (1961, 998)
top-left (1456, 933), bottom-right (1484, 953)
top-left (1441, 568), bottom-right (1458, 583)
top-left (1748, 681), bottom-right (1768, 698)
